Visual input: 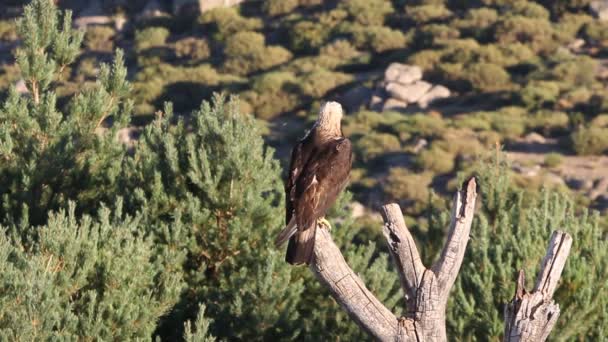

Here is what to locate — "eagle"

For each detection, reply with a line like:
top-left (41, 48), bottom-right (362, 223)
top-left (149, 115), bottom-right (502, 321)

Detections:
top-left (275, 101), bottom-right (352, 265)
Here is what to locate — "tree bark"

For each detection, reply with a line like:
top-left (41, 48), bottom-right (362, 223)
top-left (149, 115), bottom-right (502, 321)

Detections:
top-left (503, 230), bottom-right (572, 342)
top-left (307, 177), bottom-right (572, 341)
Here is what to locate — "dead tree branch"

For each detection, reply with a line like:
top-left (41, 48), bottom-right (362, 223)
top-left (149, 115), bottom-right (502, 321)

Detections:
top-left (307, 176), bottom-right (570, 341)
top-left (310, 178), bottom-right (477, 341)
top-left (503, 230), bottom-right (573, 342)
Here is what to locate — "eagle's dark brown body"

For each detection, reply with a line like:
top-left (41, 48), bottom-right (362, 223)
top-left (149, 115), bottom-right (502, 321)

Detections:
top-left (275, 102), bottom-right (352, 265)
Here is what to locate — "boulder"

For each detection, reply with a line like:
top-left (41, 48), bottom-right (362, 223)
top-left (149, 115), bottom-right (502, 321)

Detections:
top-left (340, 86), bottom-right (373, 112)
top-left (523, 132), bottom-right (547, 144)
top-left (386, 80), bottom-right (432, 103)
top-left (417, 85), bottom-right (451, 108)
top-left (384, 63), bottom-right (422, 85)
top-left (382, 98), bottom-right (407, 112)
top-left (590, 0), bottom-right (608, 21)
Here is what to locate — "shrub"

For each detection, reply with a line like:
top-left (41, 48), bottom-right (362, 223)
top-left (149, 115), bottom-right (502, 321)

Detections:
top-left (582, 21), bottom-right (608, 44)
top-left (544, 152), bottom-right (563, 168)
top-left (340, 0), bottom-right (393, 26)
top-left (354, 132), bottom-right (401, 162)
top-left (550, 55), bottom-right (597, 88)
top-left (84, 25), bottom-right (115, 51)
top-left (465, 63), bottom-right (511, 92)
top-left (454, 7), bottom-right (497, 38)
top-left (289, 20), bottom-right (330, 52)
top-left (508, 1), bottom-right (550, 20)
top-left (385, 169), bottom-right (433, 212)
top-left (415, 145), bottom-right (455, 174)
top-left (299, 68), bottom-right (353, 98)
top-left (520, 80), bottom-right (561, 108)
top-left (406, 4), bottom-right (452, 24)
top-left (494, 16), bottom-right (556, 54)
top-left (419, 24), bottom-right (460, 45)
top-left (224, 31), bottom-right (292, 75)
top-left (198, 7), bottom-right (262, 42)
top-left (366, 26), bottom-right (409, 53)
top-left (134, 26), bottom-right (170, 52)
top-left (571, 125), bottom-right (608, 155)
top-left (555, 13), bottom-right (593, 42)
top-left (408, 49), bottom-right (443, 71)
top-left (0, 205), bottom-right (184, 340)
top-left (173, 37), bottom-right (210, 61)
top-left (0, 20), bottom-right (18, 41)
top-left (490, 107), bottom-right (527, 138)
top-left (242, 71), bottom-right (299, 119)
top-left (319, 39), bottom-right (361, 64)
top-left (263, 0), bottom-right (298, 16)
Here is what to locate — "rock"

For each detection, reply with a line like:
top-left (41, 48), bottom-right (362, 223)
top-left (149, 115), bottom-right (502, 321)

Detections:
top-left (386, 80), bottom-right (432, 103)
top-left (15, 79), bottom-right (28, 94)
top-left (590, 0), bottom-right (608, 21)
top-left (412, 138), bottom-right (428, 154)
top-left (382, 98), bottom-right (407, 112)
top-left (369, 94), bottom-right (384, 112)
top-left (523, 132), bottom-right (546, 144)
top-left (384, 63), bottom-right (422, 85)
top-left (340, 86), bottom-right (373, 112)
top-left (567, 38), bottom-right (585, 51)
top-left (417, 85), bottom-right (451, 108)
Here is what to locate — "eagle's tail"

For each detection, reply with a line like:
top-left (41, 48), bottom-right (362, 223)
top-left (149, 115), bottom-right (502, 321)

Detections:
top-left (274, 217), bottom-right (297, 247)
top-left (285, 226), bottom-right (316, 265)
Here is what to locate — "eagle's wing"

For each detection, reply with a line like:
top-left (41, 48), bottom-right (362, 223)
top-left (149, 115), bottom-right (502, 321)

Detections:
top-left (285, 134), bottom-right (314, 225)
top-left (284, 137), bottom-right (351, 264)
top-left (294, 137), bottom-right (352, 232)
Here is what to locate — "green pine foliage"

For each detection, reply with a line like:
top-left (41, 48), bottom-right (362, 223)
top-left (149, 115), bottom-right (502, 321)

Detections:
top-left (0, 0), bottom-right (130, 228)
top-left (183, 304), bottom-right (216, 342)
top-left (447, 152), bottom-right (608, 340)
top-left (0, 203), bottom-right (184, 340)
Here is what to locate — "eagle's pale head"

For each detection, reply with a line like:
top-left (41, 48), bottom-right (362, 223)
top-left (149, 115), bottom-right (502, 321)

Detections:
top-left (316, 101), bottom-right (343, 137)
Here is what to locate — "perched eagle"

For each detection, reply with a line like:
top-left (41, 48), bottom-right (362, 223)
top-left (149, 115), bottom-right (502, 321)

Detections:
top-left (275, 102), bottom-right (352, 265)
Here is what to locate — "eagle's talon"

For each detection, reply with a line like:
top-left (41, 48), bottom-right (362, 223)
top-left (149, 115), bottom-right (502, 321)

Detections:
top-left (317, 217), bottom-right (332, 231)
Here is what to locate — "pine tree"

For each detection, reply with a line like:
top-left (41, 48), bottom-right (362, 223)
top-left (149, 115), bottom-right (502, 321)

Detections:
top-left (0, 202), bottom-right (184, 339)
top-left (118, 95), bottom-right (305, 340)
top-left (0, 0), bottom-right (131, 230)
top-left (0, 1), bottom-right (183, 339)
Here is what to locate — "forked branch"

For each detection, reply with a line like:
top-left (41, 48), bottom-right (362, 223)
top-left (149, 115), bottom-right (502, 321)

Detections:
top-left (310, 178), bottom-right (477, 341)
top-left (504, 230), bottom-right (572, 342)
top-left (307, 176), bottom-right (571, 341)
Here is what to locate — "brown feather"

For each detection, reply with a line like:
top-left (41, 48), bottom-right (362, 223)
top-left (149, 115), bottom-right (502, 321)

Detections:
top-left (285, 226), bottom-right (316, 265)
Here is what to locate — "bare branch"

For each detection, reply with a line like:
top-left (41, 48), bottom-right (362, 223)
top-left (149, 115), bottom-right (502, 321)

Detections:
top-left (431, 178), bottom-right (477, 301)
top-left (380, 203), bottom-right (425, 311)
top-left (503, 230), bottom-right (572, 342)
top-left (533, 230), bottom-right (573, 298)
top-left (310, 227), bottom-right (398, 341)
